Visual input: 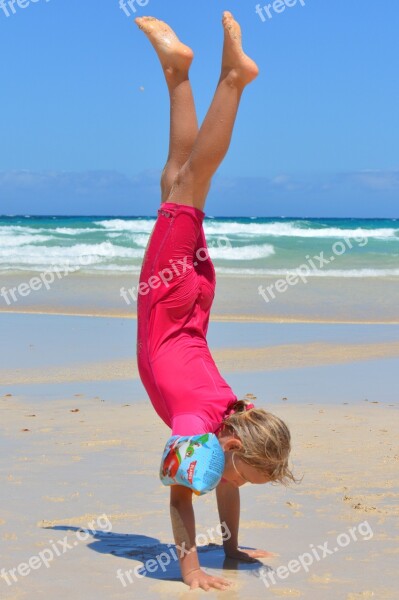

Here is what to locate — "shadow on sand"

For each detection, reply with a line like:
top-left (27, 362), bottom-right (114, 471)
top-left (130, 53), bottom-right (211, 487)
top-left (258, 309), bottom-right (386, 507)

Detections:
top-left (46, 525), bottom-right (273, 586)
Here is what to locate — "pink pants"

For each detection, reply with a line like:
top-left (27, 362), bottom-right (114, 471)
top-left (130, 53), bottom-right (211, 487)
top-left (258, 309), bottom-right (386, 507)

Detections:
top-left (136, 202), bottom-right (237, 436)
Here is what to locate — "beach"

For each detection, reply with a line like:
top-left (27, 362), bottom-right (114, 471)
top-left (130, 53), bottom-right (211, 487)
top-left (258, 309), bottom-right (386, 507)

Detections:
top-left (2, 0), bottom-right (398, 594)
top-left (1, 215), bottom-right (399, 598)
top-left (1, 310), bottom-right (399, 599)
top-left (1, 215), bottom-right (399, 324)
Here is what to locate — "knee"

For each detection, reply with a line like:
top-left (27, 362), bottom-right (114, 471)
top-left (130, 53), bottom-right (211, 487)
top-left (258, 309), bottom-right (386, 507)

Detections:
top-left (160, 164), bottom-right (175, 199)
top-left (166, 160), bottom-right (211, 207)
top-left (175, 159), bottom-right (209, 188)
top-left (174, 161), bottom-right (193, 186)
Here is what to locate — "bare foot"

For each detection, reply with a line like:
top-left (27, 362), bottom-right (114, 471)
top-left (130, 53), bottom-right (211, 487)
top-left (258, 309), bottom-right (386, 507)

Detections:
top-left (221, 11), bottom-right (259, 86)
top-left (135, 16), bottom-right (194, 78)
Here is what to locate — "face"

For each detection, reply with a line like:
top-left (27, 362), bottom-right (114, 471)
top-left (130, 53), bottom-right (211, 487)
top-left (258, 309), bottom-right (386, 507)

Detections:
top-left (218, 435), bottom-right (270, 487)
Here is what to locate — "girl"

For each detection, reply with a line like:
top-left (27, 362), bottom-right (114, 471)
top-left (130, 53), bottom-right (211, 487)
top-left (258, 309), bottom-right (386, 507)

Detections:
top-left (136, 12), bottom-right (295, 591)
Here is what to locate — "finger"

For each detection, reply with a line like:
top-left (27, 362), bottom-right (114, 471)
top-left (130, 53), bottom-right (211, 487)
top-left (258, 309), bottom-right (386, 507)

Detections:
top-left (213, 583), bottom-right (229, 590)
top-left (216, 578), bottom-right (232, 586)
top-left (210, 576), bottom-right (231, 587)
top-left (190, 580), bottom-right (200, 590)
top-left (247, 549), bottom-right (277, 557)
top-left (212, 580), bottom-right (231, 590)
top-left (201, 583), bottom-right (210, 591)
top-left (254, 548), bottom-right (279, 555)
top-left (239, 553), bottom-right (257, 562)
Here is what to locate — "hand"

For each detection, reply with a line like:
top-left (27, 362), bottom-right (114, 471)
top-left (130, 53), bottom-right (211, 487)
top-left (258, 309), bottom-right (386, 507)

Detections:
top-left (183, 567), bottom-right (232, 591)
top-left (224, 547), bottom-right (278, 562)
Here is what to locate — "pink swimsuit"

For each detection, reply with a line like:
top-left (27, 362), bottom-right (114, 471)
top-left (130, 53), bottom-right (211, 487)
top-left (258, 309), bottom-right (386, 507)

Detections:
top-left (137, 202), bottom-right (237, 436)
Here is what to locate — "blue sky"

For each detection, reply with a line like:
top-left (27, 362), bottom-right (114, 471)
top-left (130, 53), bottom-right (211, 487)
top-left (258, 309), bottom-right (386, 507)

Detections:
top-left (0, 0), bottom-right (398, 216)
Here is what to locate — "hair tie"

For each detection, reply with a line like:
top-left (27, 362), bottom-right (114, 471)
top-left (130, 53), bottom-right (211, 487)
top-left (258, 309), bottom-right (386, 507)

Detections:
top-left (226, 400), bottom-right (255, 418)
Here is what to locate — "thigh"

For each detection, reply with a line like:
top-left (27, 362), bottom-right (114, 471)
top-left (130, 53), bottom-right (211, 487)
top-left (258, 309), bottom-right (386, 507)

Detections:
top-left (155, 204), bottom-right (203, 270)
top-left (141, 204), bottom-right (205, 314)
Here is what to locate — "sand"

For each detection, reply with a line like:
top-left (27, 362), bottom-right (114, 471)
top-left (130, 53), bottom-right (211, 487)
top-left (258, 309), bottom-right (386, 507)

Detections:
top-left (1, 271), bottom-right (399, 323)
top-left (1, 394), bottom-right (398, 599)
top-left (2, 340), bottom-right (399, 386)
top-left (1, 311), bottom-right (398, 599)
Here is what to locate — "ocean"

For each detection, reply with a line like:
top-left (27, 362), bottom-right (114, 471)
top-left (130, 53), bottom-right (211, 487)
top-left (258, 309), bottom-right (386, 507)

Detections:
top-left (0, 215), bottom-right (398, 278)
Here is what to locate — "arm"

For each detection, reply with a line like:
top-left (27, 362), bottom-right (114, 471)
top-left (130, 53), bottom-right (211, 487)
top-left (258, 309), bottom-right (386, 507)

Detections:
top-left (169, 485), bottom-right (231, 591)
top-left (169, 485), bottom-right (200, 577)
top-left (216, 480), bottom-right (277, 562)
top-left (215, 479), bottom-right (240, 555)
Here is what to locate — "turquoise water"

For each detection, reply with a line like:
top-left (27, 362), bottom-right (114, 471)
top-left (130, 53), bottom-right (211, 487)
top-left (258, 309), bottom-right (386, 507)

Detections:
top-left (0, 215), bottom-right (398, 277)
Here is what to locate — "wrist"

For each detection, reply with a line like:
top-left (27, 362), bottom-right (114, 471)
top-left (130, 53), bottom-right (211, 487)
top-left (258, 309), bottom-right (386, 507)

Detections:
top-left (180, 547), bottom-right (200, 579)
top-left (223, 539), bottom-right (238, 552)
top-left (183, 566), bottom-right (201, 581)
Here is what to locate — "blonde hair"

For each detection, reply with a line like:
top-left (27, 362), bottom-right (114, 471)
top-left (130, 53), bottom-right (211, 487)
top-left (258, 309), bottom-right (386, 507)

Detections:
top-left (219, 398), bottom-right (298, 485)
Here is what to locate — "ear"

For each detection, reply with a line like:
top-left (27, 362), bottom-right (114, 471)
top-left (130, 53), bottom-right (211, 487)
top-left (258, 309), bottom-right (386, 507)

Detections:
top-left (223, 437), bottom-right (243, 452)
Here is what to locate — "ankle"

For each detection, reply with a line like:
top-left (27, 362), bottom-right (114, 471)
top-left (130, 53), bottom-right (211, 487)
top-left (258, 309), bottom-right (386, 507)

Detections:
top-left (164, 66), bottom-right (190, 84)
top-left (220, 67), bottom-right (247, 89)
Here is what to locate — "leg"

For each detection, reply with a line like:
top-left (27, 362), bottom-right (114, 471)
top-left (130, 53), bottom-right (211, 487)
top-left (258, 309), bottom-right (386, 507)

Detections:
top-left (167, 11), bottom-right (259, 212)
top-left (135, 17), bottom-right (199, 202)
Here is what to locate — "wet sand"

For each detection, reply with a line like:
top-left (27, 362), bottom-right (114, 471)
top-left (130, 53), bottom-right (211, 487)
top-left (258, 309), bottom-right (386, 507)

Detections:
top-left (1, 271), bottom-right (399, 323)
top-left (1, 313), bottom-right (398, 598)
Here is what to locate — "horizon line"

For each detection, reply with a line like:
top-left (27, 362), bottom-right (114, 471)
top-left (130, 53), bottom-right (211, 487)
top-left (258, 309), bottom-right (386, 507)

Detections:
top-left (0, 215), bottom-right (397, 220)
